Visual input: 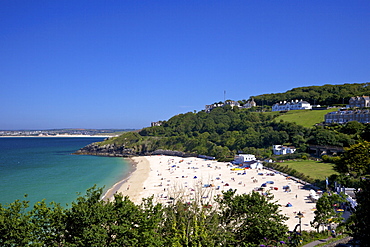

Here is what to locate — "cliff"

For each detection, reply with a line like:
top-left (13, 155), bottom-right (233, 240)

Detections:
top-left (73, 143), bottom-right (136, 157)
top-left (74, 142), bottom-right (198, 158)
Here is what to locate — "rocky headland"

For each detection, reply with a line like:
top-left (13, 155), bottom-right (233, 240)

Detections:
top-left (74, 142), bottom-right (197, 158)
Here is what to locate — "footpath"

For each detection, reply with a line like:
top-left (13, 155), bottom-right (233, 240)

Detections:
top-left (302, 236), bottom-right (353, 247)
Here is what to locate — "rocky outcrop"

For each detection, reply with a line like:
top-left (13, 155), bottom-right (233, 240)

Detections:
top-left (74, 143), bottom-right (198, 158)
top-left (73, 143), bottom-right (137, 157)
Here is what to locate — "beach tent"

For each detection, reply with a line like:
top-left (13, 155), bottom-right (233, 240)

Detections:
top-left (250, 162), bottom-right (263, 169)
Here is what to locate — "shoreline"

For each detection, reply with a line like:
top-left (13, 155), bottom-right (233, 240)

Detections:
top-left (0, 135), bottom-right (112, 138)
top-left (101, 158), bottom-right (137, 200)
top-left (105, 155), bottom-right (319, 231)
top-left (105, 156), bottom-right (151, 203)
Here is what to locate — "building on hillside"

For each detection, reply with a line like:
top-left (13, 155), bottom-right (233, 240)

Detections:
top-left (272, 145), bottom-right (297, 155)
top-left (205, 103), bottom-right (224, 113)
top-left (151, 121), bottom-right (163, 127)
top-left (272, 99), bottom-right (312, 112)
top-left (205, 100), bottom-right (239, 112)
top-left (242, 98), bottom-right (257, 109)
top-left (348, 96), bottom-right (370, 108)
top-left (224, 100), bottom-right (240, 108)
top-left (205, 99), bottom-right (257, 112)
top-left (234, 154), bottom-right (256, 164)
top-left (325, 109), bottom-right (370, 124)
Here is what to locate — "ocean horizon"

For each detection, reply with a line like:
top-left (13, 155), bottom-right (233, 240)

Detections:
top-left (0, 137), bottom-right (131, 207)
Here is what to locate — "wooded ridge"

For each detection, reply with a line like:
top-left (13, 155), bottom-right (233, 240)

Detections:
top-left (76, 83), bottom-right (370, 161)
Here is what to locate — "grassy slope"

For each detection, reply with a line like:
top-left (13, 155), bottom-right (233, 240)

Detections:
top-left (281, 160), bottom-right (338, 180)
top-left (273, 108), bottom-right (338, 128)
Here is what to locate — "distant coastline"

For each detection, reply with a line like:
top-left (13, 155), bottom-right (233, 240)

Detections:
top-left (0, 135), bottom-right (113, 138)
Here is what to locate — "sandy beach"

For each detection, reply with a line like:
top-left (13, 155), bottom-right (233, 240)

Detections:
top-left (109, 155), bottom-right (318, 231)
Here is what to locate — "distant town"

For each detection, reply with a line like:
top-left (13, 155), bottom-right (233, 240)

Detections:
top-left (0, 129), bottom-right (136, 137)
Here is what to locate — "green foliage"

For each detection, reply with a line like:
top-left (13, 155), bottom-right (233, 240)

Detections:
top-left (310, 192), bottom-right (347, 232)
top-left (349, 179), bottom-right (370, 245)
top-left (160, 200), bottom-right (225, 246)
top-left (0, 186), bottom-right (164, 246)
top-left (116, 108), bottom-right (321, 159)
top-left (307, 127), bottom-right (355, 147)
top-left (216, 190), bottom-right (289, 246)
top-left (0, 197), bottom-right (34, 246)
top-left (335, 141), bottom-right (370, 176)
top-left (98, 131), bottom-right (143, 146)
top-left (321, 155), bottom-right (341, 164)
top-left (93, 85), bottom-right (365, 160)
top-left (0, 186), bottom-right (296, 246)
top-left (340, 121), bottom-right (365, 135)
top-left (251, 82), bottom-right (370, 106)
top-left (360, 124), bottom-right (370, 141)
top-left (274, 153), bottom-right (309, 161)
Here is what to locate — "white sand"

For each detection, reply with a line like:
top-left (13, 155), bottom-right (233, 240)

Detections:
top-left (111, 155), bottom-right (317, 231)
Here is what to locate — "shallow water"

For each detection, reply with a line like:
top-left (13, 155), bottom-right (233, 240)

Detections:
top-left (0, 137), bottom-right (130, 207)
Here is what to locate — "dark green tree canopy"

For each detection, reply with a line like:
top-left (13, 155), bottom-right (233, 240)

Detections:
top-left (0, 187), bottom-right (294, 246)
top-left (251, 82), bottom-right (370, 106)
top-left (335, 141), bottom-right (370, 176)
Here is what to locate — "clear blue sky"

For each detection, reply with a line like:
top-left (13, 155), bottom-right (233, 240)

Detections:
top-left (1, 0), bottom-right (369, 130)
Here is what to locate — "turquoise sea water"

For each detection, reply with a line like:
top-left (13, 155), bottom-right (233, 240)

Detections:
top-left (0, 137), bottom-right (131, 207)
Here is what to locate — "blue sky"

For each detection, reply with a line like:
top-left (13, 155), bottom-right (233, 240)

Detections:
top-left (1, 0), bottom-right (369, 130)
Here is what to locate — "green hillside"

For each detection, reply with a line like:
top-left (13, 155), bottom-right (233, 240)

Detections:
top-left (273, 108), bottom-right (338, 128)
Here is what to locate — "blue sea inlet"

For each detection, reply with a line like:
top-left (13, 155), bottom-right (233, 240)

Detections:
top-left (0, 137), bottom-right (130, 207)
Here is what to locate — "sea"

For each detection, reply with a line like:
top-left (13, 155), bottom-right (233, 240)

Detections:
top-left (0, 137), bottom-right (131, 207)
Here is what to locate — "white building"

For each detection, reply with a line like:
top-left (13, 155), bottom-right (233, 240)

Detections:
top-left (234, 154), bottom-right (256, 164)
top-left (241, 98), bottom-right (257, 109)
top-left (273, 145), bottom-right (296, 155)
top-left (224, 100), bottom-right (240, 108)
top-left (272, 99), bottom-right (312, 112)
top-left (205, 99), bottom-right (257, 112)
top-left (205, 103), bottom-right (224, 113)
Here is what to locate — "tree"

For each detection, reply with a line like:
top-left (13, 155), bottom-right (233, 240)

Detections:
top-left (0, 197), bottom-right (34, 246)
top-left (216, 190), bottom-right (288, 246)
top-left (360, 124), bottom-right (370, 141)
top-left (335, 141), bottom-right (370, 176)
top-left (64, 186), bottom-right (164, 246)
top-left (310, 192), bottom-right (347, 232)
top-left (30, 200), bottom-right (67, 246)
top-left (160, 200), bottom-right (225, 246)
top-left (340, 121), bottom-right (365, 135)
top-left (349, 179), bottom-right (370, 246)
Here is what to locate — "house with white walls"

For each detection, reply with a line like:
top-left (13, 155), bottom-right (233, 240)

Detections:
top-left (234, 154), bottom-right (256, 164)
top-left (273, 145), bottom-right (296, 155)
top-left (272, 99), bottom-right (312, 112)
